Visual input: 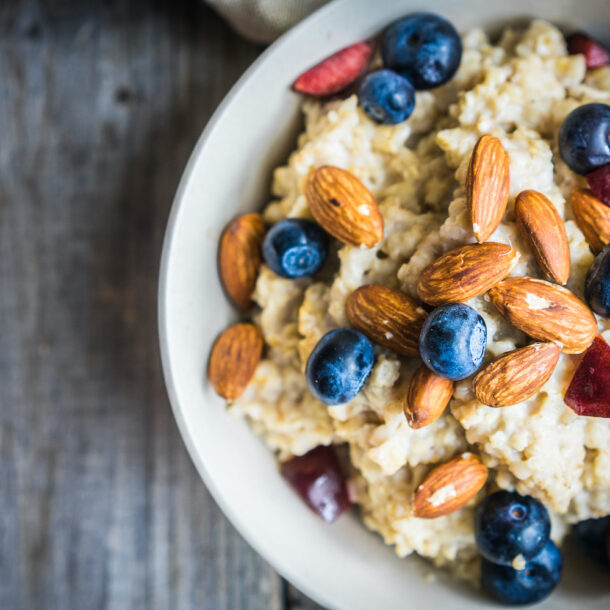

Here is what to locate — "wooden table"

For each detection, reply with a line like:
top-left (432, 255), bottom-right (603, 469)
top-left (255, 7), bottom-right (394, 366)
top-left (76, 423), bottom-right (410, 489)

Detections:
top-left (0, 1), bottom-right (323, 608)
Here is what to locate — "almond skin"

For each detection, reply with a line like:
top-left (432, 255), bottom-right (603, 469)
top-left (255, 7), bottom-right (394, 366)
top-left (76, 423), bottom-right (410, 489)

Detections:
top-left (515, 190), bottom-right (570, 285)
top-left (405, 365), bottom-right (454, 429)
top-left (412, 453), bottom-right (488, 519)
top-left (208, 323), bottom-right (263, 400)
top-left (488, 277), bottom-right (597, 354)
top-left (304, 166), bottom-right (383, 248)
top-left (466, 135), bottom-right (510, 243)
top-left (571, 188), bottom-right (610, 254)
top-left (473, 342), bottom-right (561, 407)
top-left (417, 242), bottom-right (519, 306)
top-left (218, 213), bottom-right (265, 310)
top-left (346, 284), bottom-right (428, 356)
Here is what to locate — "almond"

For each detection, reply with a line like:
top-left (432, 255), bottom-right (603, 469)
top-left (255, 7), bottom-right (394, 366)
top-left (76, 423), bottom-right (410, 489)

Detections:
top-left (405, 365), bottom-right (454, 429)
top-left (412, 453), bottom-right (488, 519)
top-left (488, 277), bottom-right (597, 354)
top-left (417, 242), bottom-right (519, 306)
top-left (304, 166), bottom-right (383, 248)
top-left (466, 135), bottom-right (510, 243)
top-left (473, 342), bottom-right (561, 407)
top-left (208, 323), bottom-right (263, 400)
top-left (515, 190), bottom-right (570, 285)
top-left (571, 188), bottom-right (610, 254)
top-left (218, 213), bottom-right (265, 310)
top-left (346, 285), bottom-right (428, 356)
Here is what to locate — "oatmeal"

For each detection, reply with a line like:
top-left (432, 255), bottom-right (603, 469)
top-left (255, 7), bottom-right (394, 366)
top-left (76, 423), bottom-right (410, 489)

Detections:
top-left (223, 20), bottom-right (610, 580)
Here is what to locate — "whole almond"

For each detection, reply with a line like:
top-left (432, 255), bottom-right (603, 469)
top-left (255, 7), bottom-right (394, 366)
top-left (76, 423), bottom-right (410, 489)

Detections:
top-left (346, 284), bottom-right (428, 356)
top-left (417, 242), bottom-right (519, 306)
top-left (466, 135), bottom-right (510, 243)
top-left (412, 453), bottom-right (488, 519)
top-left (208, 323), bottom-right (263, 400)
top-left (488, 277), bottom-right (597, 354)
top-left (571, 188), bottom-right (610, 254)
top-left (405, 365), bottom-right (454, 429)
top-left (304, 166), bottom-right (383, 248)
top-left (515, 190), bottom-right (570, 285)
top-left (218, 213), bottom-right (265, 310)
top-left (473, 342), bottom-right (561, 407)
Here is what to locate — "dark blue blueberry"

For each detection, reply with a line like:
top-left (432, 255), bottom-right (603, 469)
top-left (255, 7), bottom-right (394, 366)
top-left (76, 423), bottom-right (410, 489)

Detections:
top-left (358, 69), bottom-right (415, 125)
top-left (558, 103), bottom-right (610, 175)
top-left (381, 13), bottom-right (462, 90)
top-left (418, 303), bottom-right (486, 380)
top-left (585, 244), bottom-right (610, 318)
top-left (571, 515), bottom-right (610, 566)
top-left (306, 329), bottom-right (374, 405)
top-left (481, 540), bottom-right (563, 606)
top-left (475, 491), bottom-right (551, 566)
top-left (262, 218), bottom-right (328, 278)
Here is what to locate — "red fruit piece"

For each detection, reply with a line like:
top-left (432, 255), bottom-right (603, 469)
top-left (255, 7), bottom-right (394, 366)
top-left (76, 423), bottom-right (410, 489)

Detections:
top-left (565, 336), bottom-right (610, 418)
top-left (587, 165), bottom-right (610, 207)
top-left (567, 33), bottom-right (610, 69)
top-left (280, 445), bottom-right (349, 522)
top-left (292, 40), bottom-right (375, 97)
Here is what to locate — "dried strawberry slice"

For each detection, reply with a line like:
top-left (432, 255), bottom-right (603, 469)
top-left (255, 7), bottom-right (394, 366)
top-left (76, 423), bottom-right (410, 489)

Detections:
top-left (292, 40), bottom-right (375, 97)
top-left (280, 445), bottom-right (349, 522)
top-left (567, 33), bottom-right (610, 69)
top-left (565, 336), bottom-right (610, 418)
top-left (587, 165), bottom-right (610, 207)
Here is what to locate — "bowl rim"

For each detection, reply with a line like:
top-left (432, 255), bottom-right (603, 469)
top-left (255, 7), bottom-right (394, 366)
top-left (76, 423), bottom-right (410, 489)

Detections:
top-left (158, 2), bottom-right (356, 607)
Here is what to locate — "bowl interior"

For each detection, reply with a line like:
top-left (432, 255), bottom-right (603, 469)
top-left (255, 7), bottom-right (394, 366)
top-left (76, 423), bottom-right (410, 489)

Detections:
top-left (159, 1), bottom-right (610, 608)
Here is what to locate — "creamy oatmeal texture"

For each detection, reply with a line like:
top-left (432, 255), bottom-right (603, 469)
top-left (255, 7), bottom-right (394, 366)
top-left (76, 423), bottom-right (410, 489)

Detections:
top-left (230, 21), bottom-right (610, 577)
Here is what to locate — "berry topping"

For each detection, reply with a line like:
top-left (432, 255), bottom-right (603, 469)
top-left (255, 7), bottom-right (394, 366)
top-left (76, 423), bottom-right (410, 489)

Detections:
top-left (587, 164), bottom-right (610, 207)
top-left (292, 40), bottom-right (375, 97)
top-left (558, 103), bottom-right (610, 175)
top-left (571, 516), bottom-right (610, 566)
top-left (564, 336), bottom-right (610, 418)
top-left (358, 69), bottom-right (416, 124)
top-left (567, 32), bottom-right (610, 69)
top-left (381, 13), bottom-right (462, 90)
top-left (280, 445), bottom-right (349, 523)
top-left (481, 541), bottom-right (563, 605)
top-left (585, 244), bottom-right (610, 318)
top-left (475, 491), bottom-right (551, 566)
top-left (262, 218), bottom-right (328, 278)
top-left (419, 303), bottom-right (487, 381)
top-left (305, 328), bottom-right (374, 405)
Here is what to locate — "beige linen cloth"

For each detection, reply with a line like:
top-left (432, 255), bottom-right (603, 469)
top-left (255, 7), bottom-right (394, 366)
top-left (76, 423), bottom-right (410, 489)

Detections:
top-left (206, 0), bottom-right (330, 43)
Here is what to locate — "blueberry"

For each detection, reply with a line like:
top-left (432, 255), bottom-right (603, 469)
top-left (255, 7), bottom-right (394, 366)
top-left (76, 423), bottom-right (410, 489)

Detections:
top-left (558, 103), bottom-right (610, 175)
top-left (306, 329), bottom-right (374, 405)
top-left (358, 69), bottom-right (415, 125)
top-left (585, 244), bottom-right (610, 318)
top-left (418, 303), bottom-right (486, 380)
top-left (571, 516), bottom-right (610, 566)
top-left (481, 541), bottom-right (563, 606)
top-left (262, 218), bottom-right (328, 278)
top-left (475, 491), bottom-right (551, 566)
top-left (381, 13), bottom-right (462, 90)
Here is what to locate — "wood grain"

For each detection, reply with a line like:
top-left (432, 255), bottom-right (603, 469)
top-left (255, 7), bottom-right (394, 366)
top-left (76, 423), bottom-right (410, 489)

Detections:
top-left (0, 0), bottom-right (324, 608)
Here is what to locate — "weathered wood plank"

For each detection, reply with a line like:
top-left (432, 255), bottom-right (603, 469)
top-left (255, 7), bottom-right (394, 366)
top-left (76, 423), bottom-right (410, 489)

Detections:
top-left (0, 0), bottom-right (323, 608)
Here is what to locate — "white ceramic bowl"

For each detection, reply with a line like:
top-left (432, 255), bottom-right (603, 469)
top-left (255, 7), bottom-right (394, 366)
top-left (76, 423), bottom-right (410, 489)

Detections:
top-left (159, 1), bottom-right (610, 607)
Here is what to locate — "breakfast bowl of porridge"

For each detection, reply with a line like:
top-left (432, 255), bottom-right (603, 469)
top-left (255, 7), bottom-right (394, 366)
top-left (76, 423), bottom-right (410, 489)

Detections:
top-left (159, 0), bottom-right (610, 607)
